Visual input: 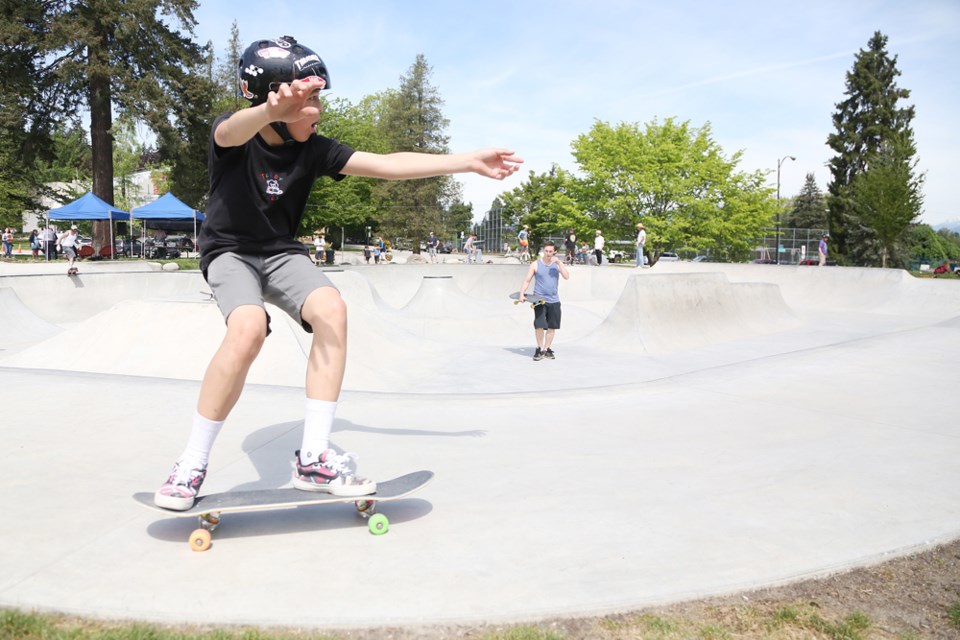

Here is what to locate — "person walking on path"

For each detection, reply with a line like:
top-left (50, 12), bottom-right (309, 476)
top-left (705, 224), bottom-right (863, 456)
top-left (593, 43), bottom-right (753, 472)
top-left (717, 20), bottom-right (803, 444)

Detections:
top-left (519, 240), bottom-right (569, 361)
top-left (153, 35), bottom-right (523, 511)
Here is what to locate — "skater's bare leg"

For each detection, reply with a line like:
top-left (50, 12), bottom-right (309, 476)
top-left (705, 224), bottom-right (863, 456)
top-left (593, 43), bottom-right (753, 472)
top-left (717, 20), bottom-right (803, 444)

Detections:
top-left (301, 287), bottom-right (347, 400)
top-left (196, 304), bottom-right (267, 420)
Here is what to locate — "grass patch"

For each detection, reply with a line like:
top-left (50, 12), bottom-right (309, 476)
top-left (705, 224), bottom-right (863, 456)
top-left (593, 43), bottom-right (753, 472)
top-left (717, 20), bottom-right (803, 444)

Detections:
top-left (475, 628), bottom-right (566, 640)
top-left (948, 599), bottom-right (960, 630)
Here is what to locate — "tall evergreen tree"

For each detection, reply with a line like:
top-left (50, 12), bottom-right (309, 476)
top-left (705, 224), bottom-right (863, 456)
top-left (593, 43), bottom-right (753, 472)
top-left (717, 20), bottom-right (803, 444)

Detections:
top-left (0, 0), bottom-right (73, 224)
top-left (783, 173), bottom-right (827, 230)
top-left (374, 55), bottom-right (458, 252)
top-left (850, 141), bottom-right (924, 268)
top-left (826, 31), bottom-right (919, 264)
top-left (39, 1), bottom-right (205, 247)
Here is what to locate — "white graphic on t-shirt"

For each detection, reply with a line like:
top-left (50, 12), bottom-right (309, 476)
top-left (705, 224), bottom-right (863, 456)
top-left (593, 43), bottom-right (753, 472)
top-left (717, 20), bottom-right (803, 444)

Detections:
top-left (265, 179), bottom-right (283, 196)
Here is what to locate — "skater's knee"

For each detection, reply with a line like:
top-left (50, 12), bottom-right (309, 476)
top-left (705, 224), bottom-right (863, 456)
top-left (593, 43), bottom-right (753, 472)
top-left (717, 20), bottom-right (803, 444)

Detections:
top-left (302, 287), bottom-right (346, 332)
top-left (224, 306), bottom-right (267, 360)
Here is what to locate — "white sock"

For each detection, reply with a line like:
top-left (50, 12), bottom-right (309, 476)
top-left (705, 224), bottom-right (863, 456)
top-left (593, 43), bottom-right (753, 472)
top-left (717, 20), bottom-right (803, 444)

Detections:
top-left (300, 399), bottom-right (337, 464)
top-left (179, 412), bottom-right (224, 467)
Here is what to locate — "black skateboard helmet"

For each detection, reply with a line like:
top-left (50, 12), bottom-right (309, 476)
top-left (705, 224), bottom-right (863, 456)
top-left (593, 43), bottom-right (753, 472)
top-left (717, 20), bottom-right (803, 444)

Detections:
top-left (238, 36), bottom-right (330, 105)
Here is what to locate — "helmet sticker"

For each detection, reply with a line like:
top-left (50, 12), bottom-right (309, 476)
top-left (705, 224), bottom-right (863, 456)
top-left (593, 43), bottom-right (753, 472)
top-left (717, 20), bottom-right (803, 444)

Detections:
top-left (243, 64), bottom-right (263, 76)
top-left (257, 47), bottom-right (291, 59)
top-left (294, 54), bottom-right (321, 71)
top-left (239, 79), bottom-right (255, 99)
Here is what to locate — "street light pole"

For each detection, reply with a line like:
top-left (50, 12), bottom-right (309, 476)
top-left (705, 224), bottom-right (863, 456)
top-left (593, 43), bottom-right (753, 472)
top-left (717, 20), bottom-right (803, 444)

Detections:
top-left (776, 155), bottom-right (795, 264)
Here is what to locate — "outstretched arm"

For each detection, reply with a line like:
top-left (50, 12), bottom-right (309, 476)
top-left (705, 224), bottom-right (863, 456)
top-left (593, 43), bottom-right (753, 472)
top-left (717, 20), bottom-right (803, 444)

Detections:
top-left (342, 148), bottom-right (523, 181)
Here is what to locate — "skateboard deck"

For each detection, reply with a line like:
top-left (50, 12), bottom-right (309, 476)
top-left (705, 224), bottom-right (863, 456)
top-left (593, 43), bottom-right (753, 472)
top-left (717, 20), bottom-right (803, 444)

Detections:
top-left (509, 291), bottom-right (546, 307)
top-left (133, 470), bottom-right (433, 550)
top-left (67, 267), bottom-right (78, 276)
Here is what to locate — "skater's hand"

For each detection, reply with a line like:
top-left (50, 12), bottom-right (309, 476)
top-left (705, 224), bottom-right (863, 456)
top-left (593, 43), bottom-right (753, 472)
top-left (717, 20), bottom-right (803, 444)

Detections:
top-left (469, 149), bottom-right (524, 180)
top-left (265, 77), bottom-right (325, 124)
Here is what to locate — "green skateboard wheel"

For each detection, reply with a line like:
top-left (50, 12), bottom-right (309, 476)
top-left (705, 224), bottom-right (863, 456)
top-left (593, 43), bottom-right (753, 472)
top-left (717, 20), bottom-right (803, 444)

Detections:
top-left (368, 513), bottom-right (389, 535)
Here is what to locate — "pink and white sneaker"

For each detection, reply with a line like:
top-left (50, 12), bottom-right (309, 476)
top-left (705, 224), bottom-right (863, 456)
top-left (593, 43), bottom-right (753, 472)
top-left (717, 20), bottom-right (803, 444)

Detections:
top-left (154, 460), bottom-right (207, 511)
top-left (293, 449), bottom-right (376, 497)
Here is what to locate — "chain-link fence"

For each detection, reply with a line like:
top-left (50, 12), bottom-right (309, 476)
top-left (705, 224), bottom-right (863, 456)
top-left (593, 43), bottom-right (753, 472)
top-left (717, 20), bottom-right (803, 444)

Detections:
top-left (753, 227), bottom-right (828, 264)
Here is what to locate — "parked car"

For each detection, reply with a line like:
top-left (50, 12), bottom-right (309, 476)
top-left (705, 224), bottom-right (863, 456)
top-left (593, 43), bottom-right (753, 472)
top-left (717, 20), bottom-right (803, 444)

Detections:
top-left (657, 252), bottom-right (680, 262)
top-left (607, 248), bottom-right (632, 263)
top-left (114, 238), bottom-right (143, 257)
top-left (143, 237), bottom-right (181, 259)
top-left (753, 258), bottom-right (776, 264)
top-left (166, 235), bottom-right (195, 252)
top-left (798, 259), bottom-right (837, 266)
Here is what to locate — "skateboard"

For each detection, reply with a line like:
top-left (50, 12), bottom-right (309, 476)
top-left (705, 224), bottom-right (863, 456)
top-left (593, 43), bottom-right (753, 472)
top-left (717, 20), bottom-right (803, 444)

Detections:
top-left (133, 470), bottom-right (433, 551)
top-left (67, 267), bottom-right (78, 276)
top-left (509, 291), bottom-right (546, 308)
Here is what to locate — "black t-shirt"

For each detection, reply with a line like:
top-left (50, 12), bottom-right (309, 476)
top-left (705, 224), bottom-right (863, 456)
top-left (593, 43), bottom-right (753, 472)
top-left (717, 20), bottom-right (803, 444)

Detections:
top-left (199, 113), bottom-right (355, 276)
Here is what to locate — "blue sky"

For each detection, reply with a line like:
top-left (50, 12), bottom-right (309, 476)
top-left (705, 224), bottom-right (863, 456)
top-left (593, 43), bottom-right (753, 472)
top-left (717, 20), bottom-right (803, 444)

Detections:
top-left (191, 0), bottom-right (960, 226)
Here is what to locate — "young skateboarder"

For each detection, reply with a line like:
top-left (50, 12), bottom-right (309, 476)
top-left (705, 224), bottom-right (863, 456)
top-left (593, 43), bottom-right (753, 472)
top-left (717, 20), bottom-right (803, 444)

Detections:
top-left (155, 35), bottom-right (522, 510)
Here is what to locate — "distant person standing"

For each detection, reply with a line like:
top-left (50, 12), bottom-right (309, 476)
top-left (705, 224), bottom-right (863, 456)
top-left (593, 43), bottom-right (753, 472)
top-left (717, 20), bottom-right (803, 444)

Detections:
top-left (818, 233), bottom-right (829, 266)
top-left (464, 233), bottom-right (477, 264)
top-left (519, 241), bottom-right (570, 361)
top-left (635, 223), bottom-right (646, 267)
top-left (2, 228), bottom-right (14, 257)
top-left (517, 225), bottom-right (531, 262)
top-left (313, 234), bottom-right (326, 265)
top-left (29, 229), bottom-right (41, 258)
top-left (593, 229), bottom-right (605, 266)
top-left (563, 228), bottom-right (577, 264)
top-left (42, 225), bottom-right (57, 260)
top-left (427, 231), bottom-right (439, 263)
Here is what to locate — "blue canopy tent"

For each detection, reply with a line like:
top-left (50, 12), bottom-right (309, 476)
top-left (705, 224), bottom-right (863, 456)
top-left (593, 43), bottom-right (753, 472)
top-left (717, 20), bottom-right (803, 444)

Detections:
top-left (131, 193), bottom-right (205, 257)
top-left (46, 192), bottom-right (131, 260)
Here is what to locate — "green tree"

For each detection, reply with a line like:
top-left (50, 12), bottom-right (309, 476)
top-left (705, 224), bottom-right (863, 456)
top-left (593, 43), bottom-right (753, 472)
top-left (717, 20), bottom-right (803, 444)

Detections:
top-left (41, 1), bottom-right (205, 247)
top-left (305, 94), bottom-right (394, 242)
top-left (571, 117), bottom-right (775, 262)
top-left (849, 142), bottom-right (924, 268)
top-left (826, 31), bottom-right (920, 263)
top-left (373, 54), bottom-right (458, 252)
top-left (784, 173), bottom-right (827, 230)
top-left (0, 0), bottom-right (74, 224)
top-left (903, 224), bottom-right (958, 267)
top-left (211, 21), bottom-right (245, 115)
top-left (500, 166), bottom-right (592, 249)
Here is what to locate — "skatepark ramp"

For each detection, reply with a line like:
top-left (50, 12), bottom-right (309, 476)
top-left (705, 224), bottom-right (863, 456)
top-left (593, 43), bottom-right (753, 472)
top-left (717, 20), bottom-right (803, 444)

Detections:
top-left (582, 272), bottom-right (799, 353)
top-left (0, 287), bottom-right (61, 352)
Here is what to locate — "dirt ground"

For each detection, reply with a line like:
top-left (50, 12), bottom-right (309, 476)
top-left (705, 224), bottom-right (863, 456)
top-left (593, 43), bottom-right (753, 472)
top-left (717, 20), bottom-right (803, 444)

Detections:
top-left (338, 536), bottom-right (960, 639)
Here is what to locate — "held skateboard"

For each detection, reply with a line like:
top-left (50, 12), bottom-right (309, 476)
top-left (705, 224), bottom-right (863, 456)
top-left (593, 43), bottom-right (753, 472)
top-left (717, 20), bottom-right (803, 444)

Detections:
top-left (509, 291), bottom-right (546, 308)
top-left (133, 470), bottom-right (433, 551)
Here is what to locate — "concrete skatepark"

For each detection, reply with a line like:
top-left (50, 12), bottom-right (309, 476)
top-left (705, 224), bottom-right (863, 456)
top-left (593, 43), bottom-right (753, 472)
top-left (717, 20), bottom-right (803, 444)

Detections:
top-left (0, 258), bottom-right (958, 631)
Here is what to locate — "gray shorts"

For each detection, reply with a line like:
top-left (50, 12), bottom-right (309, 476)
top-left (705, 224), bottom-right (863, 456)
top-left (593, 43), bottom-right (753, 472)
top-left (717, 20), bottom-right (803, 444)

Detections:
top-left (206, 251), bottom-right (337, 334)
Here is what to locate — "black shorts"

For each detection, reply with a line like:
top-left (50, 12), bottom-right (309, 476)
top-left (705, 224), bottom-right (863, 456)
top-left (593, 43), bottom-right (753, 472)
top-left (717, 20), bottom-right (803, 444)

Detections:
top-left (533, 301), bottom-right (561, 330)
